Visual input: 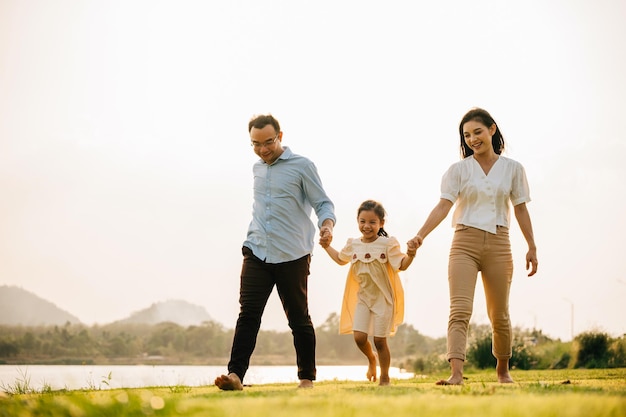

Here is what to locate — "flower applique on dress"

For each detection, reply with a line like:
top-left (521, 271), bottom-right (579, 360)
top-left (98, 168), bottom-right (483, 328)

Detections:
top-left (350, 240), bottom-right (389, 264)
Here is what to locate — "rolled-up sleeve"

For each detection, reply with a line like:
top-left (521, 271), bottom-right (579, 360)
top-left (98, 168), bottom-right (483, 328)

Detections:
top-left (510, 162), bottom-right (531, 206)
top-left (302, 162), bottom-right (336, 228)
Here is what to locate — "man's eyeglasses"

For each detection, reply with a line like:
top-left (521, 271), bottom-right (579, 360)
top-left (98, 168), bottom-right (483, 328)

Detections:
top-left (251, 135), bottom-right (279, 149)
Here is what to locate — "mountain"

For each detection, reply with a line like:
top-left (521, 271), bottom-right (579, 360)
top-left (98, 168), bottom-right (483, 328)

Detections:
top-left (116, 299), bottom-right (213, 326)
top-left (0, 286), bottom-right (213, 327)
top-left (0, 285), bottom-right (82, 326)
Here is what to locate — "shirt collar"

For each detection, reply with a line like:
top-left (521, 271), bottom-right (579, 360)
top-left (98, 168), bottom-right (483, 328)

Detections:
top-left (263, 146), bottom-right (292, 165)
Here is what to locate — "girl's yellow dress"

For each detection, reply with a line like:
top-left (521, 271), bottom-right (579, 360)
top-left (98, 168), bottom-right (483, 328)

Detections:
top-left (337, 236), bottom-right (405, 336)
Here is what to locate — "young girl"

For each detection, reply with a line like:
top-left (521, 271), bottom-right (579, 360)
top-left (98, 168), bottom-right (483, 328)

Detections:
top-left (320, 200), bottom-right (417, 385)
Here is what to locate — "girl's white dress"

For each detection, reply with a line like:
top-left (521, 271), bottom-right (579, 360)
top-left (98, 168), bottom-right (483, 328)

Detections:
top-left (337, 236), bottom-right (405, 337)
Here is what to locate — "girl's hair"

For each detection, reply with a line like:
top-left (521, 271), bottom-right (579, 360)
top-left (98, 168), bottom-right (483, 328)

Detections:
top-left (458, 108), bottom-right (505, 158)
top-left (357, 200), bottom-right (388, 237)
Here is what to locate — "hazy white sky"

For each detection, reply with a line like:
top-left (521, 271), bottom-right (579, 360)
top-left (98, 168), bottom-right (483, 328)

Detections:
top-left (1, 0), bottom-right (625, 342)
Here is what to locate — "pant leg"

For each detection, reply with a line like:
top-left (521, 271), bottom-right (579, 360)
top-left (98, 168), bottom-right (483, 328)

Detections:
top-left (447, 225), bottom-right (482, 361)
top-left (274, 254), bottom-right (316, 381)
top-left (227, 247), bottom-right (275, 382)
top-left (481, 227), bottom-right (514, 360)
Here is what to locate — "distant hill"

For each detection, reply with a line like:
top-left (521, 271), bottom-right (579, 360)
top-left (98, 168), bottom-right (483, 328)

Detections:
top-left (0, 286), bottom-right (214, 327)
top-left (0, 285), bottom-right (81, 326)
top-left (116, 300), bottom-right (213, 326)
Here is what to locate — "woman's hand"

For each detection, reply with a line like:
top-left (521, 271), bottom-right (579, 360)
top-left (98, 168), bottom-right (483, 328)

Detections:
top-left (406, 239), bottom-right (418, 257)
top-left (526, 248), bottom-right (538, 276)
top-left (407, 235), bottom-right (423, 251)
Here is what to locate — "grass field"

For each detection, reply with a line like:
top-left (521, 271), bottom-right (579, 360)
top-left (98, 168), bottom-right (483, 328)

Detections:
top-left (1, 368), bottom-right (624, 417)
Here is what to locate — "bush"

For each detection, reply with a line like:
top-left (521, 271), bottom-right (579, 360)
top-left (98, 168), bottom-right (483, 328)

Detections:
top-left (0, 341), bottom-right (19, 357)
top-left (551, 352), bottom-right (571, 369)
top-left (510, 340), bottom-right (537, 370)
top-left (574, 332), bottom-right (610, 368)
top-left (530, 340), bottom-right (572, 369)
top-left (467, 333), bottom-right (495, 369)
top-left (608, 336), bottom-right (626, 368)
top-left (410, 354), bottom-right (449, 374)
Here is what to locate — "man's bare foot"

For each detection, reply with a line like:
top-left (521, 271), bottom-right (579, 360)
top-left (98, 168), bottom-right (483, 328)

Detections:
top-left (214, 373), bottom-right (243, 391)
top-left (366, 353), bottom-right (378, 382)
top-left (379, 376), bottom-right (390, 386)
top-left (298, 379), bottom-right (314, 389)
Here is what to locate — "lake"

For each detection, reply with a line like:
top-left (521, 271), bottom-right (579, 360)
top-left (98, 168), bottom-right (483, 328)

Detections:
top-left (0, 365), bottom-right (415, 391)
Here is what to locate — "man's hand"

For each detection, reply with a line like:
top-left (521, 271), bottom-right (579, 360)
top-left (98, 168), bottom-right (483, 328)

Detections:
top-left (319, 224), bottom-right (333, 249)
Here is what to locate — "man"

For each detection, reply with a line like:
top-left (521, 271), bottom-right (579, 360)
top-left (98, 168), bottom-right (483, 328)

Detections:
top-left (215, 114), bottom-right (335, 390)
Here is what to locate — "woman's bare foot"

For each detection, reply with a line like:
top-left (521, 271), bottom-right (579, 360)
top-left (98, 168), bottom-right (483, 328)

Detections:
top-left (436, 358), bottom-right (464, 385)
top-left (214, 373), bottom-right (243, 390)
top-left (379, 376), bottom-right (390, 386)
top-left (298, 379), bottom-right (314, 389)
top-left (496, 359), bottom-right (514, 383)
top-left (435, 376), bottom-right (464, 385)
top-left (497, 372), bottom-right (514, 383)
top-left (498, 375), bottom-right (515, 384)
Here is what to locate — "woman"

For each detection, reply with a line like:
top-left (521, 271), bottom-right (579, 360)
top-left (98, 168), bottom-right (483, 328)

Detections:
top-left (409, 108), bottom-right (538, 385)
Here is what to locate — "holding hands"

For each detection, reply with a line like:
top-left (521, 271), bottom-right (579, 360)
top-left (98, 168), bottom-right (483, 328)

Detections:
top-left (406, 238), bottom-right (418, 257)
top-left (319, 224), bottom-right (333, 249)
top-left (407, 235), bottom-right (423, 254)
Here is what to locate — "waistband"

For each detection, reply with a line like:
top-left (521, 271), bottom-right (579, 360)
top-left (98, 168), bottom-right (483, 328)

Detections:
top-left (455, 224), bottom-right (509, 232)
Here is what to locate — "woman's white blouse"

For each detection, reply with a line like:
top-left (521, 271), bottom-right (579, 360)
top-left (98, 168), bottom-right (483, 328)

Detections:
top-left (440, 155), bottom-right (531, 234)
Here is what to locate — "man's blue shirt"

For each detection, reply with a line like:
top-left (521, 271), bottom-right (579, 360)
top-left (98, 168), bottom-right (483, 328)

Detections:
top-left (243, 147), bottom-right (336, 263)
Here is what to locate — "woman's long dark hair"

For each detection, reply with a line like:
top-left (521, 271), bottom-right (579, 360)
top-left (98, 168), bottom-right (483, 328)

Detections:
top-left (357, 200), bottom-right (388, 237)
top-left (459, 108), bottom-right (505, 158)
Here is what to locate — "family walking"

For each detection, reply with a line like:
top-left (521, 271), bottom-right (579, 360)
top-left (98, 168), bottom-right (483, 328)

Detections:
top-left (215, 108), bottom-right (538, 390)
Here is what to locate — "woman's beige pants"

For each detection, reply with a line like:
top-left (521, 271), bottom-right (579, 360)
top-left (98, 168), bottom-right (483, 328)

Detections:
top-left (447, 225), bottom-right (514, 361)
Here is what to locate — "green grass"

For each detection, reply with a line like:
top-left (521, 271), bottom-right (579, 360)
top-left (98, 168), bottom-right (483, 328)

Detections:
top-left (1, 369), bottom-right (625, 417)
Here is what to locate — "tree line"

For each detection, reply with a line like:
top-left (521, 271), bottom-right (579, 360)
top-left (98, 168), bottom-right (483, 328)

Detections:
top-left (0, 313), bottom-right (624, 372)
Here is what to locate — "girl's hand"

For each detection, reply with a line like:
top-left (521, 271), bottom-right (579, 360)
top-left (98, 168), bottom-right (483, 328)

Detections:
top-left (319, 229), bottom-right (333, 248)
top-left (406, 239), bottom-right (418, 257)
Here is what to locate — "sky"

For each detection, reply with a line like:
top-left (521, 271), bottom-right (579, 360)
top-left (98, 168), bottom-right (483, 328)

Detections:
top-left (1, 0), bottom-right (625, 342)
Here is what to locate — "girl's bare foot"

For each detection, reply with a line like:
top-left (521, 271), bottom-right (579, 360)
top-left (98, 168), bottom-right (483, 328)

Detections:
top-left (366, 353), bottom-right (378, 382)
top-left (214, 373), bottom-right (243, 390)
